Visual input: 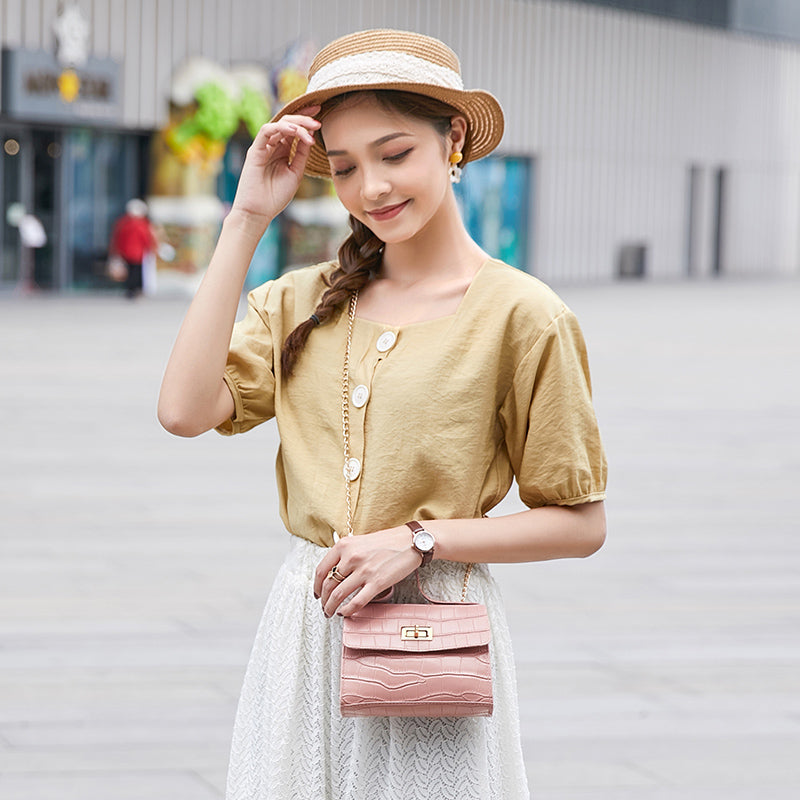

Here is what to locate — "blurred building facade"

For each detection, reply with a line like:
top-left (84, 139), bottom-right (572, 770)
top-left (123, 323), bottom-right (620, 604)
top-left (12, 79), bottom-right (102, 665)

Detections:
top-left (2, 0), bottom-right (800, 290)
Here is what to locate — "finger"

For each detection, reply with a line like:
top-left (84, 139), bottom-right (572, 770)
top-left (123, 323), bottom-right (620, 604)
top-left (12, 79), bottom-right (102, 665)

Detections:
top-left (313, 562), bottom-right (332, 599)
top-left (313, 550), bottom-right (341, 598)
top-left (323, 575), bottom-right (362, 618)
top-left (253, 119), bottom-right (316, 152)
top-left (248, 131), bottom-right (287, 163)
top-left (336, 549), bottom-right (420, 616)
top-left (319, 561), bottom-right (352, 606)
top-left (281, 111), bottom-right (321, 128)
top-left (337, 583), bottom-right (386, 617)
top-left (263, 128), bottom-right (288, 145)
top-left (276, 117), bottom-right (320, 143)
top-left (319, 572), bottom-right (335, 606)
top-left (260, 128), bottom-right (314, 171)
top-left (253, 122), bottom-right (284, 145)
top-left (286, 123), bottom-right (316, 147)
top-left (287, 135), bottom-right (315, 172)
top-left (261, 127), bottom-right (312, 154)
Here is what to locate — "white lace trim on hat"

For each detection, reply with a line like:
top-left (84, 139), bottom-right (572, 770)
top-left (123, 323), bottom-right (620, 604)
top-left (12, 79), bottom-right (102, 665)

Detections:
top-left (308, 51), bottom-right (464, 94)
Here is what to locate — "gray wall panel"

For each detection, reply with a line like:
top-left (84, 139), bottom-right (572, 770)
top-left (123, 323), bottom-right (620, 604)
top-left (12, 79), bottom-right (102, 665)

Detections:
top-left (90, 0), bottom-right (110, 57)
top-left (108, 0), bottom-right (126, 60)
top-left (171, 0), bottom-right (188, 67)
top-left (154, 0), bottom-right (174, 129)
top-left (3, 0), bottom-right (23, 47)
top-left (22, 0), bottom-right (40, 49)
top-left (200, 0), bottom-right (216, 61)
top-left (215, 0), bottom-right (232, 66)
top-left (185, 0), bottom-right (202, 58)
top-left (138, 0), bottom-right (157, 126)
top-left (122, 0), bottom-right (142, 124)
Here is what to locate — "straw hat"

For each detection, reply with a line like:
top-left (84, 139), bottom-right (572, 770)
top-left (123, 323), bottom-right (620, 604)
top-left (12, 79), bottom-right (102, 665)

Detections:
top-left (272, 29), bottom-right (505, 178)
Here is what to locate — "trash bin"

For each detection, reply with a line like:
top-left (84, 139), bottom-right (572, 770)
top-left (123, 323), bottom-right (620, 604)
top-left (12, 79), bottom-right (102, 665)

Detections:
top-left (617, 242), bottom-right (647, 279)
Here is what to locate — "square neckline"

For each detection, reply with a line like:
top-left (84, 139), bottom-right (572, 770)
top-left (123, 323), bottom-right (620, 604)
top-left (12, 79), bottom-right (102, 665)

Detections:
top-left (352, 258), bottom-right (494, 331)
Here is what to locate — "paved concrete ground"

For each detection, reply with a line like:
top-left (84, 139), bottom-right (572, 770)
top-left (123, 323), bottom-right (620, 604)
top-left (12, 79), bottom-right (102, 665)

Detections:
top-left (1, 277), bottom-right (799, 799)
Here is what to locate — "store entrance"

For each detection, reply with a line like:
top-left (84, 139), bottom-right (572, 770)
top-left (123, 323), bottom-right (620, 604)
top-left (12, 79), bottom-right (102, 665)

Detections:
top-left (1, 125), bottom-right (150, 291)
top-left (1, 128), bottom-right (27, 288)
top-left (31, 129), bottom-right (62, 289)
top-left (0, 127), bottom-right (63, 290)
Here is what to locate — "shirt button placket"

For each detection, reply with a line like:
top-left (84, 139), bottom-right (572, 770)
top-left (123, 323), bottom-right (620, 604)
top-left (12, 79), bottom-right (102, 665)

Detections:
top-left (376, 330), bottom-right (397, 353)
top-left (352, 384), bottom-right (369, 408)
top-left (346, 381), bottom-right (368, 485)
top-left (343, 457), bottom-right (361, 481)
top-left (345, 328), bottom-right (397, 527)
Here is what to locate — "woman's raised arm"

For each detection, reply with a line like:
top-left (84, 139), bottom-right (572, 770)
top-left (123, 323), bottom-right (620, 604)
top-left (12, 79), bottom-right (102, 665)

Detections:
top-left (157, 112), bottom-right (320, 437)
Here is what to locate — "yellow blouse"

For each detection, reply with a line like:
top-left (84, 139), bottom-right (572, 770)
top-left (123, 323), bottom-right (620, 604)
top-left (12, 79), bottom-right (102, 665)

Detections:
top-left (217, 258), bottom-right (607, 547)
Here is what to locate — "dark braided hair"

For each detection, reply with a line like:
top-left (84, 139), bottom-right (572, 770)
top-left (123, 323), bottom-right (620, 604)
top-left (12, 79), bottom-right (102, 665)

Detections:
top-left (280, 90), bottom-right (467, 377)
top-left (280, 215), bottom-right (383, 375)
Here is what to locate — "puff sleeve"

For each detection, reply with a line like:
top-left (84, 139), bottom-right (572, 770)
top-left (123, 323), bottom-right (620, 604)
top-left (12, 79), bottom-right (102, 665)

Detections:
top-left (499, 308), bottom-right (607, 507)
top-left (215, 282), bottom-right (276, 436)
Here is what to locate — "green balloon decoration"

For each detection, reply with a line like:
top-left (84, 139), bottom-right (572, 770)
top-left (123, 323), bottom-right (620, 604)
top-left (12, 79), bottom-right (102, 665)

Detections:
top-left (239, 86), bottom-right (271, 138)
top-left (194, 82), bottom-right (239, 141)
top-left (169, 74), bottom-right (272, 160)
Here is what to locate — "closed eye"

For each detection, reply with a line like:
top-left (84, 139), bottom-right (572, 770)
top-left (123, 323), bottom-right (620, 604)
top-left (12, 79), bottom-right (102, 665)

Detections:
top-left (384, 148), bottom-right (413, 163)
top-left (331, 147), bottom-right (413, 176)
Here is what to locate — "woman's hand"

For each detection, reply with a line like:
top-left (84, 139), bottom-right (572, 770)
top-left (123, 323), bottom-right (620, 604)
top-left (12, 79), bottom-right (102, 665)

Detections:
top-left (229, 108), bottom-right (321, 234)
top-left (314, 526), bottom-right (423, 618)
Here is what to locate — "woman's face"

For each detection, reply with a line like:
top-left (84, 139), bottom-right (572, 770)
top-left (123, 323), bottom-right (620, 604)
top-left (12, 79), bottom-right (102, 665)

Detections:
top-left (321, 96), bottom-right (458, 244)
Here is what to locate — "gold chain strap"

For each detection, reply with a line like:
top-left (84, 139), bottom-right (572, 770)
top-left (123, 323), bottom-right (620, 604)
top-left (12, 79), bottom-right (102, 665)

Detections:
top-left (461, 563), bottom-right (474, 603)
top-left (341, 291), bottom-right (359, 538)
top-left (340, 291), bottom-right (473, 601)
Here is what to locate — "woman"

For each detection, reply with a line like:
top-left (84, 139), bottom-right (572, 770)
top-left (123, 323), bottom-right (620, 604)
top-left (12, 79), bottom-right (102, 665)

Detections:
top-left (159, 29), bottom-right (607, 800)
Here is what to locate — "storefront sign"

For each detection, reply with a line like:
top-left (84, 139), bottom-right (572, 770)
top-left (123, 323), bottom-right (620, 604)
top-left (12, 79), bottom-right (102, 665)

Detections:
top-left (1, 48), bottom-right (121, 123)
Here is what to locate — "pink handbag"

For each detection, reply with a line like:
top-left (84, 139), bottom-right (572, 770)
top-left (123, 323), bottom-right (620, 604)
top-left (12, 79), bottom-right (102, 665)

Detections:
top-left (339, 576), bottom-right (494, 717)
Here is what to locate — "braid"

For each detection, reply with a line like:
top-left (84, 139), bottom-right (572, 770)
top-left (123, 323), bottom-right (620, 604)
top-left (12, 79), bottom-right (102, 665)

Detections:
top-left (280, 216), bottom-right (383, 376)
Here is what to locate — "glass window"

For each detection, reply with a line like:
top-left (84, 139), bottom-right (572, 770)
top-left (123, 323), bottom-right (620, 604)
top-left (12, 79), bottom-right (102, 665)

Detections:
top-left (731, 0), bottom-right (800, 42)
top-left (455, 156), bottom-right (534, 272)
top-left (566, 0), bottom-right (729, 28)
top-left (32, 129), bottom-right (62, 290)
top-left (1, 133), bottom-right (24, 286)
top-left (66, 128), bottom-right (148, 289)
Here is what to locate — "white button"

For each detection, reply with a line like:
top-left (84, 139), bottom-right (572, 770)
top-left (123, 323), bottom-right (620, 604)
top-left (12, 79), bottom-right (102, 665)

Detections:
top-left (376, 331), bottom-right (397, 352)
top-left (343, 458), bottom-right (361, 481)
top-left (352, 384), bottom-right (370, 408)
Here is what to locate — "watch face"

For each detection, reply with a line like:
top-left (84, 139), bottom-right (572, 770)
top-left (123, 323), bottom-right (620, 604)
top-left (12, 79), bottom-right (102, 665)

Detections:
top-left (414, 530), bottom-right (435, 553)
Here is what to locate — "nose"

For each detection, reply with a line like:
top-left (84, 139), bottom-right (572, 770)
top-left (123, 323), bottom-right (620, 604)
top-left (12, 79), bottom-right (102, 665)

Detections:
top-left (360, 165), bottom-right (391, 202)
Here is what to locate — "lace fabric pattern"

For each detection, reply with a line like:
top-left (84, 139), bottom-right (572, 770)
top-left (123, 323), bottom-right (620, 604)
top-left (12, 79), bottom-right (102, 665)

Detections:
top-left (225, 537), bottom-right (530, 800)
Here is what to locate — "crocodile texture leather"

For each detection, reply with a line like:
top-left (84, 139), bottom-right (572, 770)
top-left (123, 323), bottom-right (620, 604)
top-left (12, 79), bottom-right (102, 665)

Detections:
top-left (341, 602), bottom-right (493, 717)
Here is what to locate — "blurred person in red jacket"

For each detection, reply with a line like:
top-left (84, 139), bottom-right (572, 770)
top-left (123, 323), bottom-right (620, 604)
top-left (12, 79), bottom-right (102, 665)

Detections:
top-left (109, 199), bottom-right (157, 298)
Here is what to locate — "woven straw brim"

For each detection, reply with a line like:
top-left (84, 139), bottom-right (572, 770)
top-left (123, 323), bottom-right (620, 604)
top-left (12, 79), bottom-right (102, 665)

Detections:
top-left (272, 84), bottom-right (504, 179)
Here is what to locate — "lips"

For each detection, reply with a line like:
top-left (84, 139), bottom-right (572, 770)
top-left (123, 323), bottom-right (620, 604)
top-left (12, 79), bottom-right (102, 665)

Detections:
top-left (366, 200), bottom-right (409, 222)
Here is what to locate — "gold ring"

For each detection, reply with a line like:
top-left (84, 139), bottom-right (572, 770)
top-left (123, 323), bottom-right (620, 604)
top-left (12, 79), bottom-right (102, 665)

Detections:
top-left (328, 565), bottom-right (346, 583)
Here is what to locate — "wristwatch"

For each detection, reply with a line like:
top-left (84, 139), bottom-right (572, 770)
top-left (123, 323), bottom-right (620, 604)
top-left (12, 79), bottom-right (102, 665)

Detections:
top-left (406, 521), bottom-right (435, 566)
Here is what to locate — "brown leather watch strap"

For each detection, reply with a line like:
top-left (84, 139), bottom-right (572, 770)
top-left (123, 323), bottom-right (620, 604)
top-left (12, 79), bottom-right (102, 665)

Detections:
top-left (406, 521), bottom-right (434, 566)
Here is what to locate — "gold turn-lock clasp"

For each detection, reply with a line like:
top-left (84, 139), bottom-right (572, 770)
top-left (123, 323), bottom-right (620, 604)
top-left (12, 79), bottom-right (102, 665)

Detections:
top-left (400, 624), bottom-right (434, 641)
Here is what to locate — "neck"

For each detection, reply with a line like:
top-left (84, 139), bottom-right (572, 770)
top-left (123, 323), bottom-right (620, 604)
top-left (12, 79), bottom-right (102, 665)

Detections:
top-left (380, 190), bottom-right (486, 285)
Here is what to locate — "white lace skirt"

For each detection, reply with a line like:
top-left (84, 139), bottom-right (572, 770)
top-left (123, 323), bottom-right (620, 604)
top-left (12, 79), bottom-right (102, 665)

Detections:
top-left (225, 537), bottom-right (530, 800)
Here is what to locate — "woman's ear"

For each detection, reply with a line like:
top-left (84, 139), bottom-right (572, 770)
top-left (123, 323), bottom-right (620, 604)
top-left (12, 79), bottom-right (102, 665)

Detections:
top-left (449, 115), bottom-right (468, 154)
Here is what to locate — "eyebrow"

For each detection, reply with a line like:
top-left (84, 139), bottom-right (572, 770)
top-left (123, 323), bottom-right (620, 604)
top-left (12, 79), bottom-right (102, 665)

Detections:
top-left (326, 132), bottom-right (412, 157)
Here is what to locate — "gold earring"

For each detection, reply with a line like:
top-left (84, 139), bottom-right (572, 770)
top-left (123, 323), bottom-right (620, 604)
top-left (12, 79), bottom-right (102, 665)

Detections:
top-left (449, 152), bottom-right (463, 184)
